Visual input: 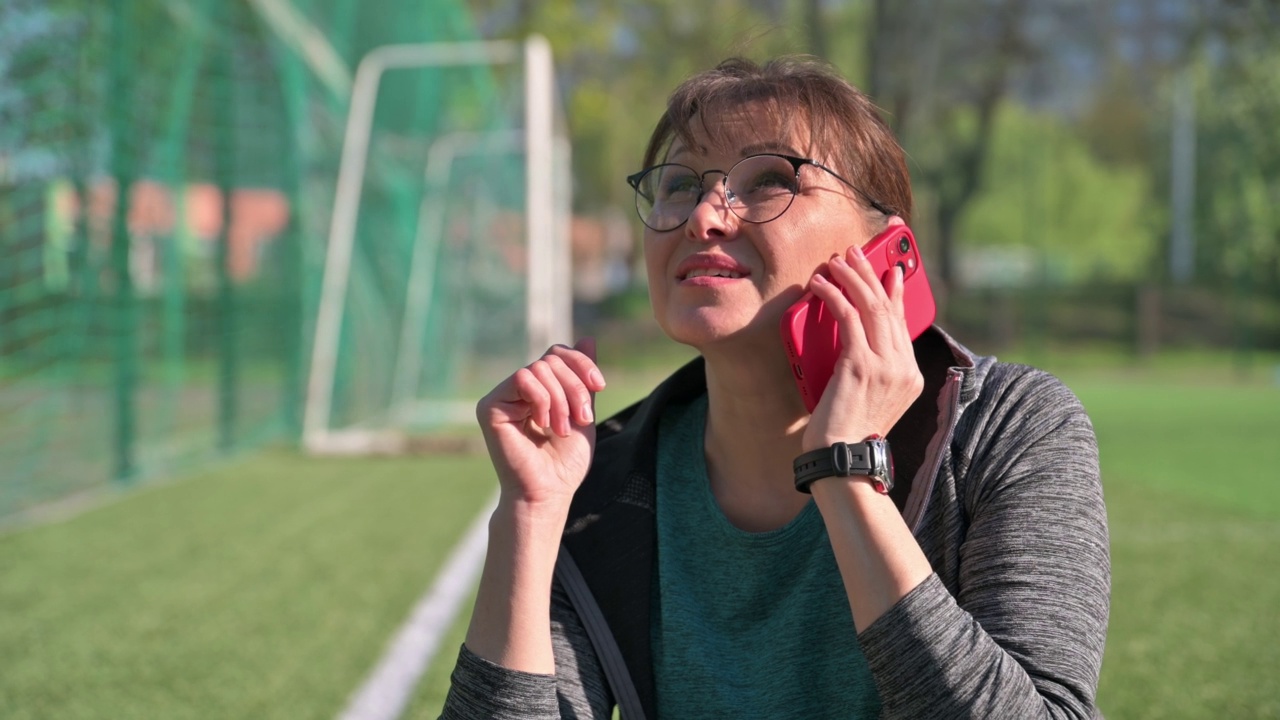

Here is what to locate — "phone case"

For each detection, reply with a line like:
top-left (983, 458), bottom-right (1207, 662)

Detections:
top-left (780, 225), bottom-right (937, 412)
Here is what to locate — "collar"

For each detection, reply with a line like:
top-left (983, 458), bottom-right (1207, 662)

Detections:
top-left (567, 325), bottom-right (982, 526)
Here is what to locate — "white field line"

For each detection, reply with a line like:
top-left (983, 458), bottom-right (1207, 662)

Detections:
top-left (338, 491), bottom-right (498, 720)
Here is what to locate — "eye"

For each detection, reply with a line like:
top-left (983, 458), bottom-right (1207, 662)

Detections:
top-left (745, 170), bottom-right (796, 192)
top-left (657, 172), bottom-right (700, 201)
top-left (735, 168), bottom-right (798, 203)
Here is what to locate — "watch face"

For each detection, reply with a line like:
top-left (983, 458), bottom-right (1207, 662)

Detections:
top-left (871, 438), bottom-right (894, 491)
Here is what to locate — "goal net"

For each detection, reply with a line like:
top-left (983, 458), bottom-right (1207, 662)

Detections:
top-left (302, 38), bottom-right (572, 455)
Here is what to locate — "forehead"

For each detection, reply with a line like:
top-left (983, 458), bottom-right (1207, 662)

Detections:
top-left (664, 100), bottom-right (817, 164)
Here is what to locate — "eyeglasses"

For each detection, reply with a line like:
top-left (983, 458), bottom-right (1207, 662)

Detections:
top-left (626, 153), bottom-right (892, 232)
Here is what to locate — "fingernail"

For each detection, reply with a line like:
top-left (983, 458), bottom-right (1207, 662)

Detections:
top-left (831, 255), bottom-right (847, 267)
top-left (581, 403), bottom-right (594, 424)
top-left (850, 245), bottom-right (865, 260)
top-left (589, 369), bottom-right (606, 388)
top-left (896, 265), bottom-right (904, 279)
top-left (812, 273), bottom-right (829, 285)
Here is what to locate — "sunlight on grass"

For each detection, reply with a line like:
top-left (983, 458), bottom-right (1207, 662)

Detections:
top-left (3, 347), bottom-right (1278, 719)
top-left (1070, 375), bottom-right (1280, 718)
top-left (1098, 478), bottom-right (1280, 718)
top-left (0, 450), bottom-right (495, 720)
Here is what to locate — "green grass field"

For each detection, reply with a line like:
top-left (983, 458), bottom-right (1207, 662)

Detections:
top-left (2, 349), bottom-right (1278, 719)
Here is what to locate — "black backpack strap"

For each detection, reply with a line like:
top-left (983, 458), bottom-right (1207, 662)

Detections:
top-left (554, 545), bottom-right (647, 720)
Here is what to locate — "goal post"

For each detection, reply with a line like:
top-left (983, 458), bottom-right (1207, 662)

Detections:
top-left (303, 36), bottom-right (571, 455)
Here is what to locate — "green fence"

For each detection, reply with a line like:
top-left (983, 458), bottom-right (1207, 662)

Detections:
top-left (0, 0), bottom-right (534, 520)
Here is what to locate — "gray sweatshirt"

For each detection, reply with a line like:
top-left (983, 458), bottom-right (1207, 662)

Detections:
top-left (441, 329), bottom-right (1110, 719)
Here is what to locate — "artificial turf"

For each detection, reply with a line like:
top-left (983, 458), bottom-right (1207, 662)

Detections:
top-left (2, 356), bottom-right (1277, 719)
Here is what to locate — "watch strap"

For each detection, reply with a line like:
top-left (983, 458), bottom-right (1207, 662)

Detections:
top-left (793, 437), bottom-right (892, 494)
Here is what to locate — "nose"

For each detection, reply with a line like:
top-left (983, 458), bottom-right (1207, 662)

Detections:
top-left (684, 176), bottom-right (738, 242)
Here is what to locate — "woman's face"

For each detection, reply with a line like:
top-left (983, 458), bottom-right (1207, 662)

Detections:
top-left (643, 110), bottom-right (878, 354)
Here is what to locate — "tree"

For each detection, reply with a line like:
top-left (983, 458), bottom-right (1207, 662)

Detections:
top-left (957, 104), bottom-right (1157, 283)
top-left (1191, 3), bottom-right (1280, 292)
top-left (467, 0), bottom-right (815, 211)
top-left (865, 0), bottom-right (1040, 295)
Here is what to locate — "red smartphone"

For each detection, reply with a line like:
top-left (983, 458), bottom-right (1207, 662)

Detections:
top-left (780, 225), bottom-right (937, 412)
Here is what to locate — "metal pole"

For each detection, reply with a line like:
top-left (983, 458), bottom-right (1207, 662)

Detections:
top-left (109, 1), bottom-right (137, 481)
top-left (157, 0), bottom-right (210, 446)
top-left (524, 35), bottom-right (558, 361)
top-left (214, 5), bottom-right (238, 451)
top-left (1170, 67), bottom-right (1196, 284)
top-left (274, 5), bottom-right (309, 438)
top-left (554, 135), bottom-right (573, 345)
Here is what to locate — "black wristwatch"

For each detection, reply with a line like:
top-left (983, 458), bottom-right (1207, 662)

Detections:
top-left (793, 435), bottom-right (894, 494)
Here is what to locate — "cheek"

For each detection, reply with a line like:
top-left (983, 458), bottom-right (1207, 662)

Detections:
top-left (771, 223), bottom-right (847, 283)
top-left (798, 216), bottom-right (866, 268)
top-left (641, 236), bottom-right (669, 307)
top-left (645, 269), bottom-right (664, 310)
top-left (643, 242), bottom-right (662, 275)
top-left (642, 237), bottom-right (666, 285)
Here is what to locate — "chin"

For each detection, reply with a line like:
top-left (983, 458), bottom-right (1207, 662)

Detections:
top-left (657, 307), bottom-right (766, 351)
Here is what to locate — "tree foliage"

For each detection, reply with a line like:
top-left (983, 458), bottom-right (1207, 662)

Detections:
top-left (463, 0), bottom-right (1279, 296)
top-left (469, 0), bottom-right (841, 209)
top-left (1190, 7), bottom-right (1280, 290)
top-left (958, 103), bottom-right (1157, 283)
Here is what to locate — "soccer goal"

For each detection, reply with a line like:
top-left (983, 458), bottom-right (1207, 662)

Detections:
top-left (302, 37), bottom-right (572, 455)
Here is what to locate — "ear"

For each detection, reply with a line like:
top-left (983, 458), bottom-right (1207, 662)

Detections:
top-left (883, 215), bottom-right (907, 229)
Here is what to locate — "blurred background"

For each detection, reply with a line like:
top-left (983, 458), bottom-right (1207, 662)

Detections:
top-left (0, 1), bottom-right (1277, 719)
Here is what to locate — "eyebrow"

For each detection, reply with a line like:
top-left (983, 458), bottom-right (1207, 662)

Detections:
top-left (665, 141), bottom-right (801, 165)
top-left (738, 142), bottom-right (801, 157)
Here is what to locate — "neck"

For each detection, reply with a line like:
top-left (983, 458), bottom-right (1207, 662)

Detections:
top-left (699, 341), bottom-right (812, 531)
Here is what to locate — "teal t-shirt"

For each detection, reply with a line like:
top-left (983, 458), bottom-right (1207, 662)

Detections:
top-left (652, 393), bottom-right (881, 719)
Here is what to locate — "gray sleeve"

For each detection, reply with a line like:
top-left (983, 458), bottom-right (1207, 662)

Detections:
top-left (439, 577), bottom-right (614, 720)
top-left (859, 368), bottom-right (1109, 719)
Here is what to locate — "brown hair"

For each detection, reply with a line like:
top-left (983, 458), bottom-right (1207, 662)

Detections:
top-left (641, 56), bottom-right (913, 227)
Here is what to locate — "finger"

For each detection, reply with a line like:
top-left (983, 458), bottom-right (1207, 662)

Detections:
top-left (528, 359), bottom-right (572, 437)
top-left (542, 353), bottom-right (595, 426)
top-left (543, 340), bottom-right (603, 425)
top-left (809, 272), bottom-right (870, 362)
top-left (545, 339), bottom-right (606, 392)
top-left (827, 252), bottom-right (890, 355)
top-left (882, 264), bottom-right (912, 351)
top-left (848, 244), bottom-right (893, 298)
top-left (510, 367), bottom-right (552, 429)
top-left (574, 337), bottom-right (604, 387)
top-left (833, 246), bottom-right (897, 355)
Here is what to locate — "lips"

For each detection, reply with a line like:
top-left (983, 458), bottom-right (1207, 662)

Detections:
top-left (685, 267), bottom-right (745, 279)
top-left (675, 254), bottom-right (752, 282)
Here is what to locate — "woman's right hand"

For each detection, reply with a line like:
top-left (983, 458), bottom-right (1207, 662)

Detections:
top-left (466, 338), bottom-right (606, 673)
top-left (476, 338), bottom-right (606, 510)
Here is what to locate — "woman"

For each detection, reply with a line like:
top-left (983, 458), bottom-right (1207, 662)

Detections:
top-left (442, 56), bottom-right (1109, 719)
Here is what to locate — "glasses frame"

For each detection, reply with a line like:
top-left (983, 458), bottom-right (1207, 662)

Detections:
top-left (626, 153), bottom-right (894, 232)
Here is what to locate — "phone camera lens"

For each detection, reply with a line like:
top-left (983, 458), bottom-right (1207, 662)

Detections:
top-left (898, 237), bottom-right (911, 254)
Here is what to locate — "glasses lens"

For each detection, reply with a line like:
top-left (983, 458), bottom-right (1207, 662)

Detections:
top-left (726, 155), bottom-right (799, 223)
top-left (635, 164), bottom-right (700, 231)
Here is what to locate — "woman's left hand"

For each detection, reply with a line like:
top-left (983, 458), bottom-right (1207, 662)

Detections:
top-left (802, 243), bottom-right (925, 452)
